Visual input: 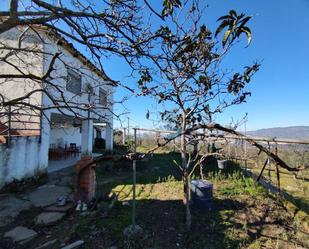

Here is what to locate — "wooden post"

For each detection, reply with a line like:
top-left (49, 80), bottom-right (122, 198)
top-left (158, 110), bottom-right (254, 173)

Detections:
top-left (275, 143), bottom-right (281, 193)
top-left (132, 128), bottom-right (137, 229)
top-left (267, 142), bottom-right (271, 181)
top-left (235, 139), bottom-right (238, 164)
top-left (244, 121), bottom-right (247, 171)
top-left (138, 129), bottom-right (142, 146)
top-left (257, 158), bottom-right (269, 182)
top-left (227, 141), bottom-right (231, 160)
top-left (244, 140), bottom-right (247, 171)
top-left (200, 161), bottom-right (204, 180)
top-left (156, 131), bottom-right (160, 146)
top-left (173, 137), bottom-right (176, 152)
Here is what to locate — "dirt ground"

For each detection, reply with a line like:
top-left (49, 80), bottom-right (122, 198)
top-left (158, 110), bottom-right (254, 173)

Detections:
top-left (0, 152), bottom-right (308, 249)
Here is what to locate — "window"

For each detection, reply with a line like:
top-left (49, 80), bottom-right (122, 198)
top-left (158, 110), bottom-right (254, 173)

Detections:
top-left (99, 88), bottom-right (107, 106)
top-left (66, 68), bottom-right (81, 95)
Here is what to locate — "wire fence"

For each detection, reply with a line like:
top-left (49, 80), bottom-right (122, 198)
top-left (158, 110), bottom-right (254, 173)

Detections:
top-left (114, 127), bottom-right (309, 207)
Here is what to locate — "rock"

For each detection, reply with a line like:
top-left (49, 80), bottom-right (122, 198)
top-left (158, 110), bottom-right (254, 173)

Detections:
top-left (35, 212), bottom-right (66, 225)
top-left (61, 240), bottom-right (84, 249)
top-left (44, 203), bottom-right (74, 213)
top-left (123, 224), bottom-right (143, 238)
top-left (108, 246), bottom-right (118, 249)
top-left (0, 195), bottom-right (31, 227)
top-left (27, 185), bottom-right (71, 207)
top-left (35, 239), bottom-right (57, 249)
top-left (122, 201), bottom-right (130, 206)
top-left (4, 226), bottom-right (37, 244)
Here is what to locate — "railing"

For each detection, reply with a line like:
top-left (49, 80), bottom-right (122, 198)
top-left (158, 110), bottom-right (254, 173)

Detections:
top-left (0, 105), bottom-right (41, 146)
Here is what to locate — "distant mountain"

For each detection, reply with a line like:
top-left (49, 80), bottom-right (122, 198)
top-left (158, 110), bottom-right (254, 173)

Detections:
top-left (246, 126), bottom-right (309, 140)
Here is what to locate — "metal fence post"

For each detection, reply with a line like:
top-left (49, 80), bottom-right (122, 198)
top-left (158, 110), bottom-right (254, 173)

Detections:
top-left (123, 127), bottom-right (126, 145)
top-left (7, 105), bottom-right (11, 147)
top-left (132, 128), bottom-right (137, 229)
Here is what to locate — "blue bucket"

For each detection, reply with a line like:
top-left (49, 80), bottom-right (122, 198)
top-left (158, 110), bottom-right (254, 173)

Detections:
top-left (190, 180), bottom-right (213, 210)
top-left (191, 196), bottom-right (213, 210)
top-left (190, 180), bottom-right (213, 199)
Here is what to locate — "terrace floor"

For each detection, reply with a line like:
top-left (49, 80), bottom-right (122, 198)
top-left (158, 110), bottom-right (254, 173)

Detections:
top-left (48, 153), bottom-right (102, 173)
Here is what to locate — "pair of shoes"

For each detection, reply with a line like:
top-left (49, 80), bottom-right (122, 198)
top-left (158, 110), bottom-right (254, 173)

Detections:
top-left (57, 196), bottom-right (67, 206)
top-left (75, 200), bottom-right (88, 211)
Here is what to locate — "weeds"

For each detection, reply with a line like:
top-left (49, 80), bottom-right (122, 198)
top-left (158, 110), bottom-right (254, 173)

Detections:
top-left (90, 151), bottom-right (308, 248)
top-left (211, 170), bottom-right (267, 197)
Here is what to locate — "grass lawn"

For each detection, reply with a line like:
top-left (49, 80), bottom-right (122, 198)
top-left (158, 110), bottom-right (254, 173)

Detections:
top-left (2, 149), bottom-right (308, 249)
top-left (246, 159), bottom-right (309, 214)
top-left (86, 150), bottom-right (308, 249)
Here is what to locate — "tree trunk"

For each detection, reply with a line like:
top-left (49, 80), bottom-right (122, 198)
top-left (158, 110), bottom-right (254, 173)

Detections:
top-left (181, 112), bottom-right (191, 230)
top-left (183, 171), bottom-right (191, 230)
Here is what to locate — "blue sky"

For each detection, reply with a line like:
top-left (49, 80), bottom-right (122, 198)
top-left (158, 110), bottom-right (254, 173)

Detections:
top-left (106, 0), bottom-right (309, 131)
top-left (2, 0), bottom-right (309, 131)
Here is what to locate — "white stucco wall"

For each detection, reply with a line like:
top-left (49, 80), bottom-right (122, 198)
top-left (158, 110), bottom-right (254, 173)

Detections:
top-left (0, 136), bottom-right (48, 188)
top-left (49, 126), bottom-right (82, 148)
top-left (0, 26), bottom-right (115, 186)
top-left (1, 26), bottom-right (114, 133)
top-left (0, 27), bottom-right (44, 131)
top-left (42, 35), bottom-right (114, 124)
top-left (42, 34), bottom-right (114, 151)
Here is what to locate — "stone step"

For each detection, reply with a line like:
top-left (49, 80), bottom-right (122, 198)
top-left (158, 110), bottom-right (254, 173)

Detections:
top-left (4, 226), bottom-right (38, 244)
top-left (35, 212), bottom-right (66, 225)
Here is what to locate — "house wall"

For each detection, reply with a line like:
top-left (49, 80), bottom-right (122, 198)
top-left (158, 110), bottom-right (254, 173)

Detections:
top-left (50, 125), bottom-right (110, 149)
top-left (1, 27), bottom-right (114, 140)
top-left (0, 26), bottom-right (115, 187)
top-left (42, 35), bottom-right (114, 123)
top-left (0, 136), bottom-right (48, 188)
top-left (0, 27), bottom-right (49, 188)
top-left (49, 126), bottom-right (82, 148)
top-left (42, 34), bottom-right (114, 150)
top-left (0, 27), bottom-right (44, 132)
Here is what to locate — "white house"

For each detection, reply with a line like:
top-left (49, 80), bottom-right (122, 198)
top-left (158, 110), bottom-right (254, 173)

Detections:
top-left (0, 24), bottom-right (114, 187)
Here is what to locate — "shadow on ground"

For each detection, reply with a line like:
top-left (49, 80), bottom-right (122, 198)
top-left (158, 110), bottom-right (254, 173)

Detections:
top-left (91, 151), bottom-right (309, 249)
top-left (1, 151), bottom-right (308, 249)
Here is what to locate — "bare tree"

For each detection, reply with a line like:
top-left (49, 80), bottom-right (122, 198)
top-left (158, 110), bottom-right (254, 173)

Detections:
top-left (0, 0), bottom-right (184, 135)
top-left (135, 2), bottom-right (309, 230)
top-left (136, 1), bottom-right (260, 229)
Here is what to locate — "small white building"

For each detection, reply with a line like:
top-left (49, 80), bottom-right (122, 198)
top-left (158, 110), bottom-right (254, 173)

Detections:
top-left (0, 25), bottom-right (114, 187)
